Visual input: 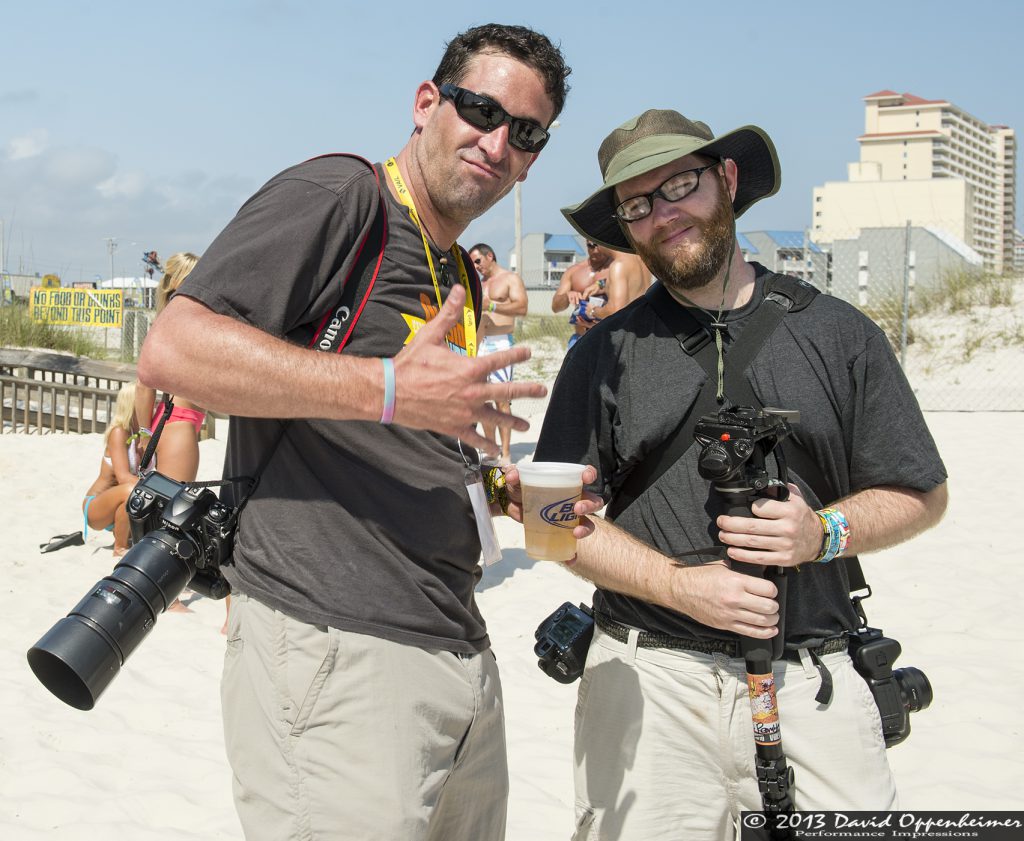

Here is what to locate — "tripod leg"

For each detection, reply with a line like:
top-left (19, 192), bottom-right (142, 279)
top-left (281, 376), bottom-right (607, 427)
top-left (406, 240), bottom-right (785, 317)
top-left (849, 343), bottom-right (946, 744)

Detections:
top-left (746, 651), bottom-right (797, 836)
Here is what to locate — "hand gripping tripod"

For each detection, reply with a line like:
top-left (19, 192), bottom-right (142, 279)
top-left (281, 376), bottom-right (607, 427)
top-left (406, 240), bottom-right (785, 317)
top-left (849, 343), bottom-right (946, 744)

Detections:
top-left (694, 406), bottom-right (800, 838)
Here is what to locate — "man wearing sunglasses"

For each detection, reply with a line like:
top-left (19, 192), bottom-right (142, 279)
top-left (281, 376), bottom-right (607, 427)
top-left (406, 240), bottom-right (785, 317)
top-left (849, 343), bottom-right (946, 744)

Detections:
top-left (534, 110), bottom-right (947, 837)
top-left (469, 242), bottom-right (528, 465)
top-left (139, 23), bottom-right (578, 841)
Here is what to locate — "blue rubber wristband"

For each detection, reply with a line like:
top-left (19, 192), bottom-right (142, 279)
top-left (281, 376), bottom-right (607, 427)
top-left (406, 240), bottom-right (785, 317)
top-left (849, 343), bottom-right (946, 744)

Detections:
top-left (380, 358), bottom-right (396, 425)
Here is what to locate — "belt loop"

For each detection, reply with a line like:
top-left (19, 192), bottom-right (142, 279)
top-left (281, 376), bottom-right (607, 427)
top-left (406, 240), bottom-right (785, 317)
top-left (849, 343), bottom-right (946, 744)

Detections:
top-left (799, 648), bottom-right (835, 705)
top-left (626, 628), bottom-right (640, 662)
top-left (797, 647), bottom-right (817, 679)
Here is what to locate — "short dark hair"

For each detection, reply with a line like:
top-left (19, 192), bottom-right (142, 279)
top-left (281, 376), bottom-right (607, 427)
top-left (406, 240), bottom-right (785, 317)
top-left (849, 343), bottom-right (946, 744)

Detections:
top-left (469, 243), bottom-right (495, 259)
top-left (433, 23), bottom-right (571, 122)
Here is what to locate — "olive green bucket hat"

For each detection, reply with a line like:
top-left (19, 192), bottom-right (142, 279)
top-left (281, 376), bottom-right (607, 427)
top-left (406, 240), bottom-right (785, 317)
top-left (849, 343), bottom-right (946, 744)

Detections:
top-left (561, 109), bottom-right (781, 252)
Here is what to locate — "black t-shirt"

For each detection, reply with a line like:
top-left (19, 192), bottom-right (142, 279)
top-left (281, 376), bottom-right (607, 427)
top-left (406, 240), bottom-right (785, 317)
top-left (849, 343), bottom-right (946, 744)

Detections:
top-left (535, 264), bottom-right (947, 647)
top-left (179, 155), bottom-right (490, 654)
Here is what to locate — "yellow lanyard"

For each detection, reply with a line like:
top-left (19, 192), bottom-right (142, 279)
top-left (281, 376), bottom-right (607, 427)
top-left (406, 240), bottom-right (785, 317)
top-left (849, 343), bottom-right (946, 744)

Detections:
top-left (384, 157), bottom-right (477, 357)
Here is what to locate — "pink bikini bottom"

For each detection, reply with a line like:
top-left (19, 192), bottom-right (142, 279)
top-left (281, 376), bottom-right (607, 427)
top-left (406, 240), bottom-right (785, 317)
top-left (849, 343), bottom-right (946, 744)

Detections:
top-left (153, 404), bottom-right (206, 436)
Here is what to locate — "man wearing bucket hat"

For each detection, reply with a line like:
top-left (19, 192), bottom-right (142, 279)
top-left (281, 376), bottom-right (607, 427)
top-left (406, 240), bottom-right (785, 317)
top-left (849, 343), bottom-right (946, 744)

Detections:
top-left (534, 110), bottom-right (948, 837)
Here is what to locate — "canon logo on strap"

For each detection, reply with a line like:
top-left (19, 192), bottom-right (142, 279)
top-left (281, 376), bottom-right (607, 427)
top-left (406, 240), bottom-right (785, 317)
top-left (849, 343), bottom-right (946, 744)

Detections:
top-left (318, 305), bottom-right (352, 351)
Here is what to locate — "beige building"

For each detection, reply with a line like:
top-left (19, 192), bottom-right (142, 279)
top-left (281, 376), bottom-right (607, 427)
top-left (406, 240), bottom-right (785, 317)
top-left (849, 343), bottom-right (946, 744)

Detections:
top-left (813, 91), bottom-right (1017, 274)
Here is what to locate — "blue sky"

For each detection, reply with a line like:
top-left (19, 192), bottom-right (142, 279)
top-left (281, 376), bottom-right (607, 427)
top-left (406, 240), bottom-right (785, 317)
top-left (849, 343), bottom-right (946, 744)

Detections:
top-left (2, 0), bottom-right (1021, 282)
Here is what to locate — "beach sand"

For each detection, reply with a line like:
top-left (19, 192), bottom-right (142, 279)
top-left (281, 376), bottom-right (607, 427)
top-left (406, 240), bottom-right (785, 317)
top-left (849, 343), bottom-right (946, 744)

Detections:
top-left (1, 409), bottom-right (1021, 839)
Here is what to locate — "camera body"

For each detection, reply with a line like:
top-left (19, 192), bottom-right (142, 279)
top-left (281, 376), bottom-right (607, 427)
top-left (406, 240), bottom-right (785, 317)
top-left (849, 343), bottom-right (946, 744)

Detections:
top-left (534, 602), bottom-right (594, 684)
top-left (848, 627), bottom-right (933, 747)
top-left (27, 472), bottom-right (238, 710)
top-left (127, 471), bottom-right (235, 597)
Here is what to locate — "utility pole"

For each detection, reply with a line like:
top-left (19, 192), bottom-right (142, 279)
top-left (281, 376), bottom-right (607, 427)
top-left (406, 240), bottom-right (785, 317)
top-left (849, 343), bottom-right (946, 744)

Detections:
top-left (514, 183), bottom-right (523, 277)
top-left (104, 237), bottom-right (118, 280)
top-left (513, 120), bottom-right (559, 284)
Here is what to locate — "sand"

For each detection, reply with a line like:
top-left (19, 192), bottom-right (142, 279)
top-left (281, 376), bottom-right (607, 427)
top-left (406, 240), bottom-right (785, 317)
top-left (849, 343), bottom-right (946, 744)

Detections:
top-left (1, 408), bottom-right (1021, 840)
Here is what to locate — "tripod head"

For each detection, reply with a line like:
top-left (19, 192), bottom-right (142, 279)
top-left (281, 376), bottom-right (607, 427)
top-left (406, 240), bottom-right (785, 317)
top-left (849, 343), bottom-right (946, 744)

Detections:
top-left (694, 406), bottom-right (798, 503)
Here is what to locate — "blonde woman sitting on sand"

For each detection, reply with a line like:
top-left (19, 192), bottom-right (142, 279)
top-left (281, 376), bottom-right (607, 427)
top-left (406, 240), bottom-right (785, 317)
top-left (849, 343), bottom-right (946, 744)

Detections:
top-left (82, 382), bottom-right (143, 556)
top-left (135, 252), bottom-right (207, 616)
top-left (135, 252), bottom-right (206, 483)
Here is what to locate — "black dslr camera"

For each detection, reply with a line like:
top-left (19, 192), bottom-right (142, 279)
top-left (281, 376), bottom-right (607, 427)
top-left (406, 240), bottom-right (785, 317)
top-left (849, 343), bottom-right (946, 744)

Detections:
top-left (27, 471), bottom-right (237, 711)
top-left (126, 471), bottom-right (235, 595)
top-left (848, 627), bottom-right (933, 747)
top-left (534, 602), bottom-right (595, 684)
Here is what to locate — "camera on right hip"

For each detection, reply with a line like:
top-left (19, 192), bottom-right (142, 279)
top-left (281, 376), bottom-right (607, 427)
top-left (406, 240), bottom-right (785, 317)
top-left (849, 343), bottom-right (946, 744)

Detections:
top-left (848, 627), bottom-right (933, 748)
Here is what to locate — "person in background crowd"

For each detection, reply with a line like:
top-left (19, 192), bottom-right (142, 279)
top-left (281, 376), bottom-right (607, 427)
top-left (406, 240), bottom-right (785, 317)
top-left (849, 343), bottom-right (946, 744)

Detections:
top-left (469, 242), bottom-right (528, 464)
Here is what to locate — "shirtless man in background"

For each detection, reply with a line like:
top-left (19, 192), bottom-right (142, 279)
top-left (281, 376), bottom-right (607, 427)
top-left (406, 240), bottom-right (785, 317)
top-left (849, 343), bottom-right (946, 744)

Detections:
top-left (552, 239), bottom-right (651, 347)
top-left (469, 243), bottom-right (528, 464)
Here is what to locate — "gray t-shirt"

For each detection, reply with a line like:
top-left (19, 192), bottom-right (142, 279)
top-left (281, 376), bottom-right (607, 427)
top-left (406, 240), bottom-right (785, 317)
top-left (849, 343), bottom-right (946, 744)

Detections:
top-left (535, 265), bottom-right (947, 646)
top-left (179, 155), bottom-right (490, 653)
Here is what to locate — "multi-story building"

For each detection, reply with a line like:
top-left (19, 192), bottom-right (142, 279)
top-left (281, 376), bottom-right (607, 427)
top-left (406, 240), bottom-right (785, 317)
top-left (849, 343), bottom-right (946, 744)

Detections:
top-left (740, 230), bottom-right (828, 288)
top-left (510, 233), bottom-right (585, 288)
top-left (813, 91), bottom-right (1016, 274)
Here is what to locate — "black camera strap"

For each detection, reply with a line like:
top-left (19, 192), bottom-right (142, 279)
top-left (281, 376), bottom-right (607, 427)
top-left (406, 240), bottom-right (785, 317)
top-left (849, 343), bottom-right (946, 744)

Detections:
top-left (609, 274), bottom-right (815, 519)
top-left (227, 155), bottom-right (390, 523)
top-left (138, 396), bottom-right (174, 474)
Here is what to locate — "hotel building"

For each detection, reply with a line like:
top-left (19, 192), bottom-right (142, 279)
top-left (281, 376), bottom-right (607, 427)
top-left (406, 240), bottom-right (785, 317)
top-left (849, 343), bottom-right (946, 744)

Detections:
top-left (813, 91), bottom-right (1016, 274)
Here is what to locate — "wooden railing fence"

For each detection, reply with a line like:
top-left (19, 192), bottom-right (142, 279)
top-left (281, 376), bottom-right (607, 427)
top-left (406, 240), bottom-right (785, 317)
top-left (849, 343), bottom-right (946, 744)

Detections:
top-left (1, 349), bottom-right (217, 438)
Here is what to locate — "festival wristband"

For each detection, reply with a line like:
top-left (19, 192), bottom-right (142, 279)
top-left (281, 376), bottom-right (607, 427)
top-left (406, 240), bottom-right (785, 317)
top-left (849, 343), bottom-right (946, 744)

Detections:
top-left (489, 301), bottom-right (497, 313)
top-left (138, 427), bottom-right (152, 437)
top-left (380, 358), bottom-right (396, 425)
top-left (814, 507), bottom-right (850, 563)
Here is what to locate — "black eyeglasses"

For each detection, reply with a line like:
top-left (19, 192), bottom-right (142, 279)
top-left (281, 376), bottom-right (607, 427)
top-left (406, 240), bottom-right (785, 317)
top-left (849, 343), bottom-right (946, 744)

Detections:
top-left (614, 163), bottom-right (720, 222)
top-left (438, 84), bottom-right (550, 154)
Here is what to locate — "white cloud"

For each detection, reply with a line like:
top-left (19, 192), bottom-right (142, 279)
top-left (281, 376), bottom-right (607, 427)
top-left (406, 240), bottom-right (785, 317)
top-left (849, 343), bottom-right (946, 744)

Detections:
top-left (5, 129), bottom-right (48, 160)
top-left (98, 170), bottom-right (147, 200)
top-left (39, 146), bottom-right (117, 190)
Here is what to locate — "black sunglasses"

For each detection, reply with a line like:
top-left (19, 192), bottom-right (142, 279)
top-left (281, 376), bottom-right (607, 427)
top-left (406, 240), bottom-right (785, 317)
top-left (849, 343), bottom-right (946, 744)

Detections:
top-left (614, 163), bottom-right (720, 223)
top-left (438, 84), bottom-right (550, 154)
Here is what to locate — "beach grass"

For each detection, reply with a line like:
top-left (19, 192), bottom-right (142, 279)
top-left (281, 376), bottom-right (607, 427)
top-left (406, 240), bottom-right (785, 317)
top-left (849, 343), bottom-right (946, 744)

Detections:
top-left (0, 303), bottom-right (105, 357)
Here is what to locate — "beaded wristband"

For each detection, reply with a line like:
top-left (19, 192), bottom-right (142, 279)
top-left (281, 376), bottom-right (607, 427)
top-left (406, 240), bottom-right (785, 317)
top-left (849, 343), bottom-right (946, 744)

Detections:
top-left (814, 507), bottom-right (850, 563)
top-left (380, 358), bottom-right (396, 425)
top-left (482, 466), bottom-right (510, 514)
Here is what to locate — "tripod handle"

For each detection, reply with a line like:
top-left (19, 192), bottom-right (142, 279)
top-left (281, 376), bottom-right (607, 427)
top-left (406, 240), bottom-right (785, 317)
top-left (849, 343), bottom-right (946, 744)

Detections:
top-left (720, 495), bottom-right (788, 661)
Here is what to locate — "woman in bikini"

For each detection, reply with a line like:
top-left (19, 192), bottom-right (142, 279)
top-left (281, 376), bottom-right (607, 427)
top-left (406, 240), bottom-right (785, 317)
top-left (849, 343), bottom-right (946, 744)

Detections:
top-left (135, 252), bottom-right (208, 615)
top-left (135, 252), bottom-right (206, 482)
top-left (82, 382), bottom-right (141, 555)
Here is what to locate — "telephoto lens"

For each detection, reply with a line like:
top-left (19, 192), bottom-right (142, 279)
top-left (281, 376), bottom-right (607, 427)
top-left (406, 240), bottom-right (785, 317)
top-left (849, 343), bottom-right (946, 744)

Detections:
top-left (27, 529), bottom-right (196, 710)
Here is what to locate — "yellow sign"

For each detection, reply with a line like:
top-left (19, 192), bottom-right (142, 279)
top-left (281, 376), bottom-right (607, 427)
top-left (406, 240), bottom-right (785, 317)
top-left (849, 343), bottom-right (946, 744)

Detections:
top-left (29, 287), bottom-right (123, 327)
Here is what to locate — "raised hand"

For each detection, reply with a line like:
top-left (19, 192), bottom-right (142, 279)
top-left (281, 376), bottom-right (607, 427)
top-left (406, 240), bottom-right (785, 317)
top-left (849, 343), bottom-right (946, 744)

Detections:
top-left (391, 284), bottom-right (547, 454)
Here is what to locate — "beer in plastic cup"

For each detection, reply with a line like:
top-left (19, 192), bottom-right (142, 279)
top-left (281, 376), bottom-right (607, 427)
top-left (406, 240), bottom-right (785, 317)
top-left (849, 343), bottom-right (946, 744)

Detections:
top-left (516, 461), bottom-right (586, 561)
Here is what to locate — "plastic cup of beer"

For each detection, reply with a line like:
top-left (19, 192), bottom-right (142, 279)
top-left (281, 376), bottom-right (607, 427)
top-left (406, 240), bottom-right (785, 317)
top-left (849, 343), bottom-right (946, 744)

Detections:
top-left (516, 461), bottom-right (587, 562)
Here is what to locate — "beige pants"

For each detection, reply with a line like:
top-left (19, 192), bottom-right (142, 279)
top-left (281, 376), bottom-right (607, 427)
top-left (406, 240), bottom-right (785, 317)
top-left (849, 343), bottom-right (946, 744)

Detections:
top-left (221, 593), bottom-right (508, 841)
top-left (572, 627), bottom-right (898, 841)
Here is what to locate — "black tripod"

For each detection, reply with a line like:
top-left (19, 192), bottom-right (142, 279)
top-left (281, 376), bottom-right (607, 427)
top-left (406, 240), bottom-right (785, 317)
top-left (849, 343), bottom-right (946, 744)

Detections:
top-left (694, 406), bottom-right (800, 838)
